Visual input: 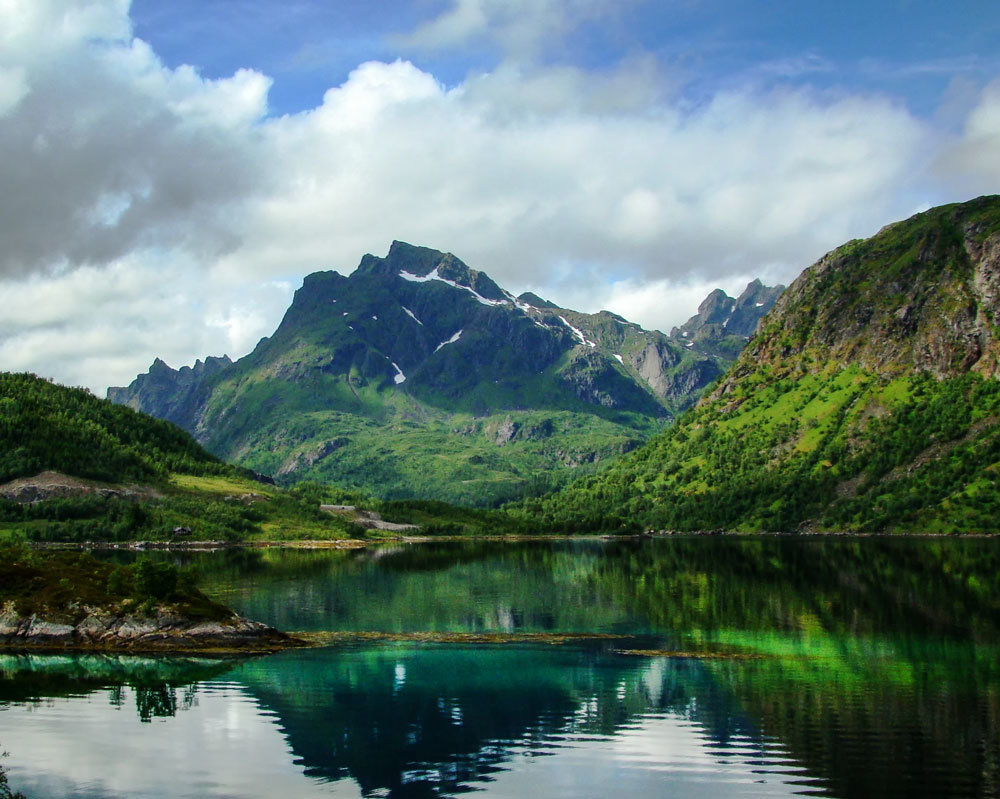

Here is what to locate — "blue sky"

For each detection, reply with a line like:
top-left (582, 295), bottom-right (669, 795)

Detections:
top-left (0, 0), bottom-right (998, 391)
top-left (130, 0), bottom-right (999, 118)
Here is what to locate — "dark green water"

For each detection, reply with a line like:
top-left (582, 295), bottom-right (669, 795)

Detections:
top-left (2, 537), bottom-right (999, 798)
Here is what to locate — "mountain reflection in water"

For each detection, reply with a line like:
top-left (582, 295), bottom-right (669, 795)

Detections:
top-left (1, 537), bottom-right (998, 798)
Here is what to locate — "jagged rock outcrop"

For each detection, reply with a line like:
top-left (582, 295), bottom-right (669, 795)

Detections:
top-left (713, 194), bottom-right (1000, 399)
top-left (107, 355), bottom-right (232, 429)
top-left (671, 278), bottom-right (785, 351)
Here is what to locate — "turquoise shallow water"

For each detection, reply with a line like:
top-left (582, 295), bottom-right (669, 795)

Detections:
top-left (2, 537), bottom-right (999, 798)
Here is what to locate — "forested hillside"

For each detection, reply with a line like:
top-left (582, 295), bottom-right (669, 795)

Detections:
top-left (515, 196), bottom-right (1000, 534)
top-left (0, 372), bottom-right (230, 485)
top-left (0, 373), bottom-right (373, 543)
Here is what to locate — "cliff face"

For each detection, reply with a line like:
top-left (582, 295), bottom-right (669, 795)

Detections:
top-left (108, 242), bottom-right (780, 504)
top-left (107, 355), bottom-right (232, 429)
top-left (521, 196), bottom-right (1000, 534)
top-left (715, 196), bottom-right (1000, 399)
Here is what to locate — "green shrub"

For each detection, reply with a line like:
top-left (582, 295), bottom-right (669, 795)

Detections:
top-left (106, 566), bottom-right (133, 597)
top-left (134, 560), bottom-right (178, 600)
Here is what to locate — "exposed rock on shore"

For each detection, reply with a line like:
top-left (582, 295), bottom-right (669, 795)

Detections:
top-left (0, 602), bottom-right (299, 653)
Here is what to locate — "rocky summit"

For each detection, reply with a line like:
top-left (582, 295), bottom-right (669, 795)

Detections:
top-left (109, 242), bottom-right (780, 505)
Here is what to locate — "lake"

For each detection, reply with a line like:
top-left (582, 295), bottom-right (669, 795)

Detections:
top-left (2, 537), bottom-right (998, 798)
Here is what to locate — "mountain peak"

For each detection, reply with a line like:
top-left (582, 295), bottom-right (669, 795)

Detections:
top-left (355, 241), bottom-right (508, 303)
top-left (670, 280), bottom-right (782, 342)
top-left (385, 240), bottom-right (449, 276)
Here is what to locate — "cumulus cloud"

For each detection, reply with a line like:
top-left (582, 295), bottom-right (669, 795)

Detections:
top-left (0, 257), bottom-right (293, 390)
top-left (935, 78), bottom-right (1000, 193)
top-left (1, 0), bottom-right (997, 392)
top-left (0, 0), bottom-right (269, 279)
top-left (231, 59), bottom-right (927, 292)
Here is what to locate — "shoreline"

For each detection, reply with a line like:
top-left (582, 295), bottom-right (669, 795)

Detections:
top-left (0, 640), bottom-right (300, 656)
top-left (0, 609), bottom-right (306, 656)
top-left (22, 528), bottom-right (1000, 553)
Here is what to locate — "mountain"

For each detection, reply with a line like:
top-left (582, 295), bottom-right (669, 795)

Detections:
top-left (519, 195), bottom-right (1000, 533)
top-left (109, 242), bottom-right (780, 505)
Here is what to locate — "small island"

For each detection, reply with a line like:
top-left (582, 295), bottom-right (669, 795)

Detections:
top-left (0, 546), bottom-right (302, 654)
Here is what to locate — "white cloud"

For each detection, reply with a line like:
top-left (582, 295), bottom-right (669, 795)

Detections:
top-left (232, 60), bottom-right (927, 291)
top-left (934, 78), bottom-right (1000, 193)
top-left (0, 0), bottom-right (269, 279)
top-left (396, 0), bottom-right (632, 62)
top-left (0, 0), bottom-right (997, 393)
top-left (458, 56), bottom-right (676, 117)
top-left (0, 256), bottom-right (293, 392)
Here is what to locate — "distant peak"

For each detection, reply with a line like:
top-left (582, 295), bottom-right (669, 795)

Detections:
top-left (672, 278), bottom-right (782, 340)
top-left (697, 289), bottom-right (734, 315)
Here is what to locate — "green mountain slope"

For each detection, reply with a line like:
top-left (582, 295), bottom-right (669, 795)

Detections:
top-left (110, 242), bottom-right (780, 505)
top-left (518, 196), bottom-right (1000, 533)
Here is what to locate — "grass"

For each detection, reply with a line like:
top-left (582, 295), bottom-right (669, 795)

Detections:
top-left (168, 473), bottom-right (274, 497)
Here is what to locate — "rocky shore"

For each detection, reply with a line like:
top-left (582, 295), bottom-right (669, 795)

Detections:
top-left (0, 603), bottom-right (302, 654)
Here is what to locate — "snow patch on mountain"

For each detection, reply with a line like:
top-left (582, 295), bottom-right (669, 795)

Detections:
top-left (558, 316), bottom-right (596, 348)
top-left (400, 268), bottom-right (504, 307)
top-left (434, 329), bottom-right (463, 353)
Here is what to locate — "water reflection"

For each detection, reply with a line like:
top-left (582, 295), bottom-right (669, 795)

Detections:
top-left (2, 646), bottom-right (821, 798)
top-left (4, 537), bottom-right (999, 798)
top-left (0, 653), bottom-right (236, 718)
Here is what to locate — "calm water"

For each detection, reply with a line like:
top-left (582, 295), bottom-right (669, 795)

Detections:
top-left (2, 537), bottom-right (999, 798)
